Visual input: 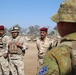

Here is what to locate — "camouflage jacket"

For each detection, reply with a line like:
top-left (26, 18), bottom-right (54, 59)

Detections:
top-left (39, 33), bottom-right (76, 75)
top-left (0, 35), bottom-right (10, 56)
top-left (36, 36), bottom-right (52, 58)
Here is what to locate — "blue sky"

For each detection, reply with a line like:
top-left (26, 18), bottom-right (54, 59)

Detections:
top-left (0, 0), bottom-right (64, 30)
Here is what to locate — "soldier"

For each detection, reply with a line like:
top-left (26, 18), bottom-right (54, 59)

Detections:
top-left (0, 25), bottom-right (10, 75)
top-left (36, 27), bottom-right (53, 71)
top-left (8, 27), bottom-right (28, 75)
top-left (38, 0), bottom-right (76, 75)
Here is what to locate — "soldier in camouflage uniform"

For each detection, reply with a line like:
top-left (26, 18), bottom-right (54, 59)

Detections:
top-left (0, 25), bottom-right (10, 75)
top-left (38, 0), bottom-right (76, 75)
top-left (36, 27), bottom-right (53, 70)
top-left (8, 27), bottom-right (28, 75)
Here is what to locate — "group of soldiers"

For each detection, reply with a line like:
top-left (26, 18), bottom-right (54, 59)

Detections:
top-left (37, 0), bottom-right (76, 75)
top-left (0, 25), bottom-right (28, 75)
top-left (1, 0), bottom-right (76, 75)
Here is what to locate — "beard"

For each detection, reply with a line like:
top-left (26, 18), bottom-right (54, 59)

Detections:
top-left (40, 35), bottom-right (46, 40)
top-left (12, 35), bottom-right (18, 39)
top-left (0, 33), bottom-right (3, 37)
top-left (12, 33), bottom-right (19, 39)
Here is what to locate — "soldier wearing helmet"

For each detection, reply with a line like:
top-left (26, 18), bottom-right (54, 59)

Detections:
top-left (0, 25), bottom-right (10, 75)
top-left (38, 0), bottom-right (76, 75)
top-left (8, 26), bottom-right (28, 75)
top-left (11, 27), bottom-right (20, 39)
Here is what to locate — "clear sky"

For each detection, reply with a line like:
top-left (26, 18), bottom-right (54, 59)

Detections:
top-left (0, 0), bottom-right (64, 30)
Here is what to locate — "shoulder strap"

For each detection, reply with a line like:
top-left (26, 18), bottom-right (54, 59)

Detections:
top-left (57, 41), bottom-right (72, 47)
top-left (16, 36), bottom-right (21, 42)
top-left (57, 41), bottom-right (76, 49)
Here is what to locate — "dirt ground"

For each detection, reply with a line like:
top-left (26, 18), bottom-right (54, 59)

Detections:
top-left (24, 41), bottom-right (38, 75)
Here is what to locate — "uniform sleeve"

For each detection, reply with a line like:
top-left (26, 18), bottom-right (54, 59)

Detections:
top-left (5, 36), bottom-right (10, 53)
top-left (36, 40), bottom-right (39, 50)
top-left (39, 53), bottom-right (59, 75)
top-left (22, 37), bottom-right (28, 50)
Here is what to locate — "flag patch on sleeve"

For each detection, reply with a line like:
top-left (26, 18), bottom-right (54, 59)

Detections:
top-left (39, 66), bottom-right (48, 75)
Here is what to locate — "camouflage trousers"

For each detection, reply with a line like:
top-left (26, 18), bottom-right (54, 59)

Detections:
top-left (36, 58), bottom-right (44, 75)
top-left (9, 58), bottom-right (24, 75)
top-left (0, 56), bottom-right (9, 75)
top-left (39, 58), bottom-right (44, 66)
top-left (37, 58), bottom-right (44, 71)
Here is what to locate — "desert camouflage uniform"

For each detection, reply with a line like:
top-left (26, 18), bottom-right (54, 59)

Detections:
top-left (0, 35), bottom-right (10, 75)
top-left (36, 36), bottom-right (53, 69)
top-left (9, 36), bottom-right (28, 75)
top-left (39, 0), bottom-right (76, 75)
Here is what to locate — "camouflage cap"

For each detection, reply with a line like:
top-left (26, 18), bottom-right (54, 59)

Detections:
top-left (51, 0), bottom-right (76, 23)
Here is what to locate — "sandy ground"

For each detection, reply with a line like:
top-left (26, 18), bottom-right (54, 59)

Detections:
top-left (24, 41), bottom-right (38, 75)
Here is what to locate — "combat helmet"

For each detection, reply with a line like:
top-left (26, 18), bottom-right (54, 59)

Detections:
top-left (51, 0), bottom-right (76, 23)
top-left (11, 27), bottom-right (20, 33)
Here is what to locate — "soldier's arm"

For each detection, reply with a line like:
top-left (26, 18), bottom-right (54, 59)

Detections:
top-left (5, 36), bottom-right (10, 53)
top-left (22, 37), bottom-right (28, 50)
top-left (36, 43), bottom-right (39, 50)
top-left (3, 35), bottom-right (10, 58)
top-left (39, 51), bottom-right (59, 75)
top-left (36, 39), bottom-right (39, 50)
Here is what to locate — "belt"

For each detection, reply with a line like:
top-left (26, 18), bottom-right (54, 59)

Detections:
top-left (11, 59), bottom-right (18, 60)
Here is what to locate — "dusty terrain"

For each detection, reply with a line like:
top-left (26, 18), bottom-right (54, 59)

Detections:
top-left (24, 41), bottom-right (38, 75)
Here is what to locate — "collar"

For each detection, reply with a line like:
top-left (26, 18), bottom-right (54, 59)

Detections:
top-left (60, 33), bottom-right (76, 43)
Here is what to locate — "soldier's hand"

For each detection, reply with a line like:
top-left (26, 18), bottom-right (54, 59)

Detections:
top-left (3, 53), bottom-right (8, 59)
top-left (16, 42), bottom-right (23, 48)
top-left (8, 42), bottom-right (12, 45)
top-left (8, 42), bottom-right (12, 48)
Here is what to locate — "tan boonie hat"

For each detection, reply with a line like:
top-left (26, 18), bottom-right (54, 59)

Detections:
top-left (11, 27), bottom-right (20, 32)
top-left (51, 0), bottom-right (76, 23)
